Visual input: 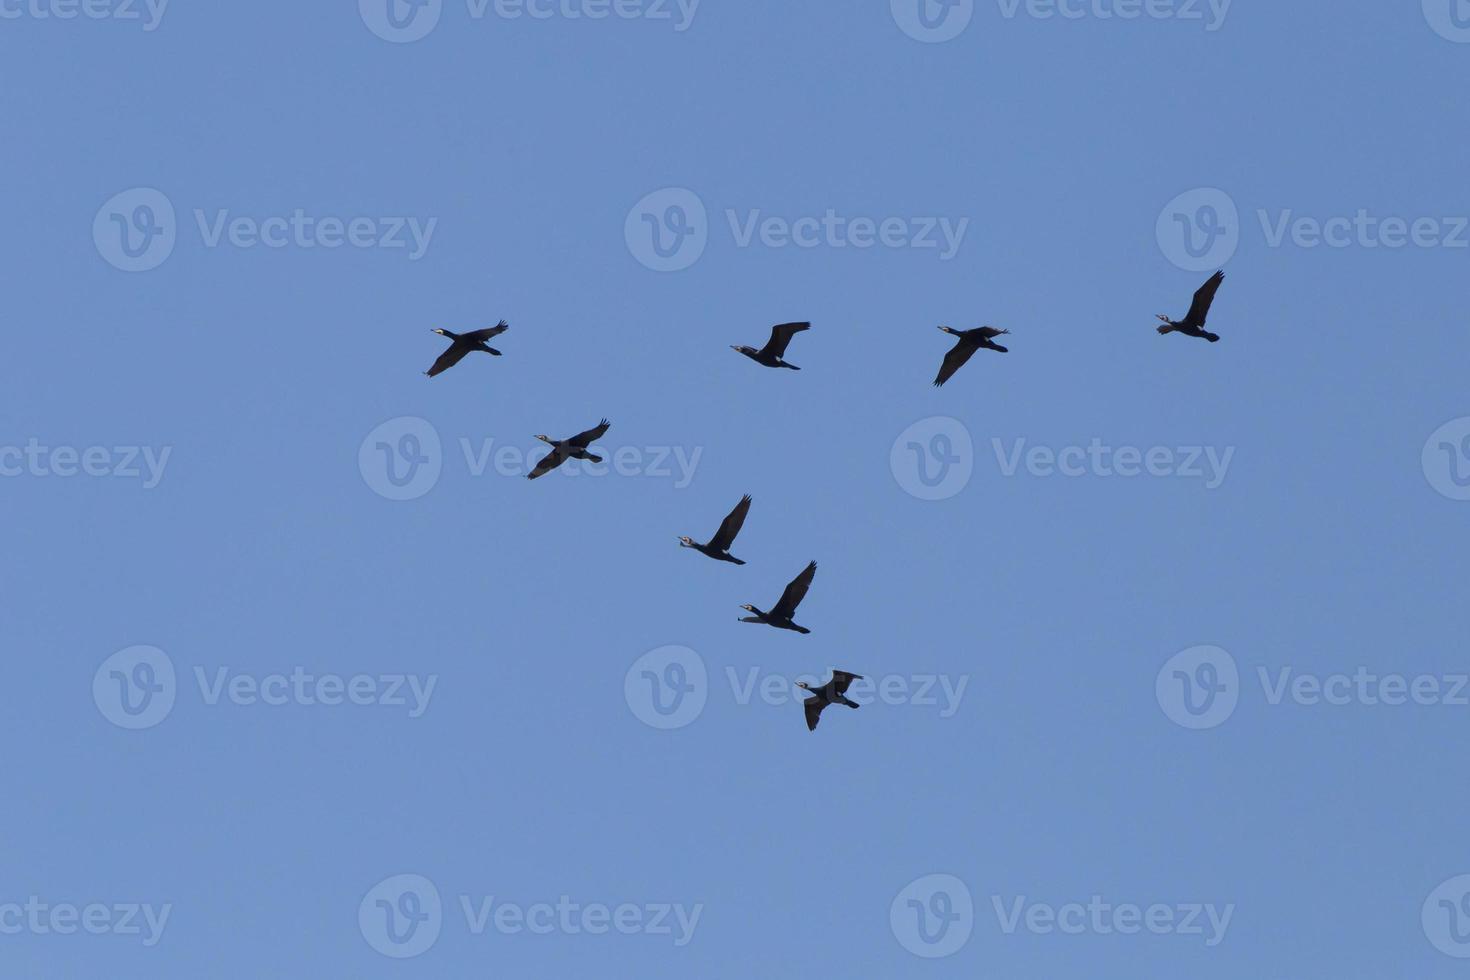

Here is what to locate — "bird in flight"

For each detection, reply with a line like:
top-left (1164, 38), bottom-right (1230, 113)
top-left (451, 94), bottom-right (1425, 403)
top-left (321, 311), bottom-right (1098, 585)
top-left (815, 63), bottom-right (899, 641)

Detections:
top-left (425, 322), bottom-right (509, 377)
top-left (680, 495), bottom-right (752, 565)
top-left (932, 325), bottom-right (1010, 387)
top-left (732, 321), bottom-right (810, 370)
top-left (1157, 271), bottom-right (1226, 343)
top-left (740, 560), bottom-right (817, 634)
top-left (797, 670), bottom-right (863, 731)
top-left (528, 419), bottom-right (610, 480)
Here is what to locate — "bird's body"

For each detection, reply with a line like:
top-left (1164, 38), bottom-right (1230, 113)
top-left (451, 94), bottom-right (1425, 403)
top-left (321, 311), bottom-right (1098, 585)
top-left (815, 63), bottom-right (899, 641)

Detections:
top-left (528, 419), bottom-right (610, 480)
top-left (797, 670), bottom-right (863, 731)
top-left (732, 321), bottom-right (810, 370)
top-left (740, 560), bottom-right (817, 634)
top-left (425, 321), bottom-right (509, 377)
top-left (933, 325), bottom-right (1010, 387)
top-left (1157, 271), bottom-right (1225, 343)
top-left (680, 495), bottom-right (751, 564)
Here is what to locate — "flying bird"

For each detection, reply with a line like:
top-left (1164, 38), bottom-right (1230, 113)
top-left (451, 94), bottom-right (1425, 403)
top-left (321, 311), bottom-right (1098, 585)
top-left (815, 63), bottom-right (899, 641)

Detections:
top-left (740, 560), bottom-right (817, 634)
top-left (797, 670), bottom-right (863, 731)
top-left (425, 321), bottom-right (509, 377)
top-left (1157, 271), bottom-right (1225, 343)
top-left (933, 325), bottom-right (1010, 387)
top-left (680, 495), bottom-right (752, 565)
top-left (732, 321), bottom-right (810, 370)
top-left (528, 419), bottom-right (610, 480)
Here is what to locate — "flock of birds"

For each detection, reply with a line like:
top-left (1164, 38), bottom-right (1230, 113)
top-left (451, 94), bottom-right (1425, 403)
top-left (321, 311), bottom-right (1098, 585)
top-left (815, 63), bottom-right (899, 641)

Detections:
top-left (421, 272), bottom-right (1232, 730)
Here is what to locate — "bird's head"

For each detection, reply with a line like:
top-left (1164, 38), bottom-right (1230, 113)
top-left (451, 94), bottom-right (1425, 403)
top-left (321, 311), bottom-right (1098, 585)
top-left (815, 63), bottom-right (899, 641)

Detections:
top-left (740, 604), bottom-right (757, 612)
top-left (534, 434), bottom-right (554, 444)
top-left (731, 345), bottom-right (753, 355)
top-left (795, 681), bottom-right (812, 692)
top-left (938, 325), bottom-right (958, 335)
top-left (678, 536), bottom-right (694, 548)
top-left (432, 328), bottom-right (449, 336)
top-left (1156, 315), bottom-right (1171, 323)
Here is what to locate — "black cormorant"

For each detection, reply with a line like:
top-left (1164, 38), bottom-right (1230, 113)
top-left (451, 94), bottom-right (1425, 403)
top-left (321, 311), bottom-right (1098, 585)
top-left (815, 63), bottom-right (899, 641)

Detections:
top-left (1157, 271), bottom-right (1225, 343)
top-left (680, 495), bottom-right (751, 564)
top-left (797, 670), bottom-right (863, 731)
top-left (732, 322), bottom-right (810, 370)
top-left (425, 321), bottom-right (509, 377)
top-left (740, 560), bottom-right (817, 634)
top-left (933, 325), bottom-right (1010, 386)
top-left (528, 419), bottom-right (610, 480)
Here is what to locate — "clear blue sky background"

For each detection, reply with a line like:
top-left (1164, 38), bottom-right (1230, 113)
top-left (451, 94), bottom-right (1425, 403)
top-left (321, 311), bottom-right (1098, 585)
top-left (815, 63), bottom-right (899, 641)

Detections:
top-left (3, 1), bottom-right (1469, 976)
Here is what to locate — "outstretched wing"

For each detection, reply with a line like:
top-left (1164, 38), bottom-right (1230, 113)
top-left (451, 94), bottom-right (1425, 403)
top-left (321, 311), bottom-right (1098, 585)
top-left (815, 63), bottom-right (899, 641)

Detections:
top-left (934, 337), bottom-right (978, 387)
top-left (771, 560), bottom-right (817, 620)
top-left (462, 321), bottom-right (509, 343)
top-left (759, 321), bottom-right (810, 359)
top-left (708, 495), bottom-right (752, 552)
top-left (1183, 271), bottom-right (1225, 329)
top-left (831, 670), bottom-right (863, 696)
top-left (426, 344), bottom-right (470, 377)
top-left (977, 327), bottom-right (1007, 339)
top-left (568, 418), bottom-right (610, 449)
top-left (803, 697), bottom-right (825, 731)
top-left (528, 448), bottom-right (567, 480)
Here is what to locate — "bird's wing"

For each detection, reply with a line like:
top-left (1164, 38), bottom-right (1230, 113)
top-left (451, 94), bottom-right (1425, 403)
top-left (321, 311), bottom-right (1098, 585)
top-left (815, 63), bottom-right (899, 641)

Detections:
top-left (771, 561), bottom-right (817, 619)
top-left (977, 326), bottom-right (1007, 339)
top-left (568, 419), bottom-right (610, 449)
top-left (708, 495), bottom-right (752, 552)
top-left (759, 321), bottom-right (810, 358)
top-left (426, 345), bottom-right (470, 377)
top-left (528, 448), bottom-right (567, 480)
top-left (1184, 271), bottom-right (1225, 329)
top-left (462, 321), bottom-right (509, 343)
top-left (934, 338), bottom-right (978, 387)
top-left (804, 697), bottom-right (825, 731)
top-left (831, 670), bottom-right (863, 695)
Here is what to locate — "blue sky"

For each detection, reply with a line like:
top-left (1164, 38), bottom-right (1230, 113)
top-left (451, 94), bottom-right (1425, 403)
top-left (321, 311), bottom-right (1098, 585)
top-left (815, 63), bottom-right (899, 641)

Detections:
top-left (4, 0), bottom-right (1470, 976)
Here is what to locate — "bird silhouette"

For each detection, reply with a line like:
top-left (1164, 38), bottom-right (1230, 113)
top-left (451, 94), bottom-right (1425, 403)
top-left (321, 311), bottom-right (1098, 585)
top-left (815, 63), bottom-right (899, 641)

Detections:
top-left (797, 670), bottom-right (863, 731)
top-left (680, 495), bottom-right (752, 565)
top-left (732, 322), bottom-right (810, 370)
top-left (740, 561), bottom-right (817, 634)
top-left (933, 325), bottom-right (1010, 387)
top-left (425, 321), bottom-right (509, 377)
top-left (1157, 272), bottom-right (1225, 343)
top-left (528, 419), bottom-right (610, 480)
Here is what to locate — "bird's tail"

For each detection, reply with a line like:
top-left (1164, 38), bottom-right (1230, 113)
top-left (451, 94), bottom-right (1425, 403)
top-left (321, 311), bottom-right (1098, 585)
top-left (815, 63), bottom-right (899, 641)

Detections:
top-left (793, 626), bottom-right (811, 635)
top-left (839, 697), bottom-right (859, 709)
top-left (1156, 323), bottom-right (1174, 335)
top-left (585, 453), bottom-right (604, 464)
top-left (990, 344), bottom-right (1009, 353)
top-left (486, 346), bottom-right (503, 356)
top-left (729, 557), bottom-right (747, 566)
top-left (782, 363), bottom-right (801, 371)
top-left (1203, 332), bottom-right (1221, 343)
